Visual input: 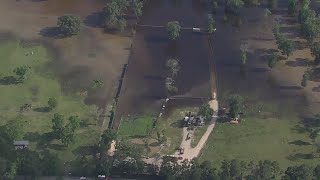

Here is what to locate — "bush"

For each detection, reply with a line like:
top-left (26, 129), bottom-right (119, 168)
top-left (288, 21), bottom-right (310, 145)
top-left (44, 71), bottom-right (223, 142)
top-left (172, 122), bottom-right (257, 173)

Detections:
top-left (268, 53), bottom-right (279, 68)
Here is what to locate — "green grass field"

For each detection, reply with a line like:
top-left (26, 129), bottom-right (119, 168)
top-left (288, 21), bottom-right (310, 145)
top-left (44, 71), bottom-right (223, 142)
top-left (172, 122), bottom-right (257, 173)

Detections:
top-left (192, 125), bottom-right (208, 148)
top-left (0, 39), bottom-right (100, 160)
top-left (118, 116), bottom-right (154, 137)
top-left (199, 99), bottom-right (319, 169)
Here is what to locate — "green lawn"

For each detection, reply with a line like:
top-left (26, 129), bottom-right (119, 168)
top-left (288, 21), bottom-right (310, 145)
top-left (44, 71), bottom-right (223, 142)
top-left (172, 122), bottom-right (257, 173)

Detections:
top-left (192, 125), bottom-right (208, 148)
top-left (118, 116), bottom-right (154, 137)
top-left (199, 100), bottom-right (319, 169)
top-left (0, 39), bottom-right (100, 161)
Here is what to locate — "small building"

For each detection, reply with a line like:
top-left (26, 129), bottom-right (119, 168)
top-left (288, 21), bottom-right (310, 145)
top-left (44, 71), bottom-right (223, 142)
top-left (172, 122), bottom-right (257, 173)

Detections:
top-left (13, 140), bottom-right (29, 150)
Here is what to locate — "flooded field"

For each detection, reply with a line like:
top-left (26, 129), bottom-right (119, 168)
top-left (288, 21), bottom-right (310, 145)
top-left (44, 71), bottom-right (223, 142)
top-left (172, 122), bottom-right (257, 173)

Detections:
top-left (114, 0), bottom-right (213, 128)
top-left (0, 0), bottom-right (131, 116)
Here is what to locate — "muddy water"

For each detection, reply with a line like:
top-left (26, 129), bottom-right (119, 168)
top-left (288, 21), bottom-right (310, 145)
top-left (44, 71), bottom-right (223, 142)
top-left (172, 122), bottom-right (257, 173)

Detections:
top-left (0, 0), bottom-right (133, 113)
top-left (8, 0), bottom-right (104, 17)
top-left (114, 0), bottom-right (213, 128)
top-left (212, 2), bottom-right (308, 115)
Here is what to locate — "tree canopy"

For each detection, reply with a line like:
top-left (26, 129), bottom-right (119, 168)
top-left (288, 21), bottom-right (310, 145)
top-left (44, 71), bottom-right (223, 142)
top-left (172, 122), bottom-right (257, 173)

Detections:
top-left (167, 21), bottom-right (181, 40)
top-left (57, 15), bottom-right (81, 36)
top-left (198, 103), bottom-right (214, 120)
top-left (228, 94), bottom-right (243, 118)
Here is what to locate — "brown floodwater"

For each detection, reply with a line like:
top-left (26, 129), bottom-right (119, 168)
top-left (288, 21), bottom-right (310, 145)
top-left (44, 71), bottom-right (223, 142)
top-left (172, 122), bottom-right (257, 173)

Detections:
top-left (8, 0), bottom-right (104, 17)
top-left (114, 0), bottom-right (313, 130)
top-left (114, 0), bottom-right (213, 129)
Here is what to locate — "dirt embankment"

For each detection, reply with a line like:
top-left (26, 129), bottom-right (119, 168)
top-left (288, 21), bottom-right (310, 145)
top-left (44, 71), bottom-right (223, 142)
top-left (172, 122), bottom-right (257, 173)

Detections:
top-left (0, 0), bottom-right (131, 113)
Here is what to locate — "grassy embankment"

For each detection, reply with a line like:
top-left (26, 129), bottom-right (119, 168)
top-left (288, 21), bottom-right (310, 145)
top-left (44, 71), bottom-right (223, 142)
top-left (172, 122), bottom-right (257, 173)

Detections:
top-left (0, 39), bottom-right (100, 160)
top-left (200, 93), bottom-right (318, 169)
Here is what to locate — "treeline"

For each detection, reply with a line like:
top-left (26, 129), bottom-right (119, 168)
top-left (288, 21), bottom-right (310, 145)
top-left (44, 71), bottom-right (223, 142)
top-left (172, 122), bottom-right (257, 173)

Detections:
top-left (159, 158), bottom-right (320, 180)
top-left (0, 123), bottom-right (64, 179)
top-left (2, 127), bottom-right (320, 179)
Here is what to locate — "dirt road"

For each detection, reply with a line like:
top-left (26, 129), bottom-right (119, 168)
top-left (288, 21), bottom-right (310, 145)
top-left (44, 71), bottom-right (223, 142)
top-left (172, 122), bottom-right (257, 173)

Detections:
top-left (174, 98), bottom-right (218, 160)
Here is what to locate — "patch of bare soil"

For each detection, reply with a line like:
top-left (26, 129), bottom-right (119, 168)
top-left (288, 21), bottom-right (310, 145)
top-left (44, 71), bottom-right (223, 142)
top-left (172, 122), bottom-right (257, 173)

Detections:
top-left (0, 0), bottom-right (131, 113)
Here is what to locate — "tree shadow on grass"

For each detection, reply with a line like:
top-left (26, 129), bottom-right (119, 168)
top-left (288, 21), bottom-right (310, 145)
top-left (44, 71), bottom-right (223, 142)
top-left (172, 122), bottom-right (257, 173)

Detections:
top-left (72, 145), bottom-right (97, 156)
top-left (285, 58), bottom-right (309, 67)
top-left (309, 68), bottom-right (320, 82)
top-left (287, 153), bottom-right (315, 161)
top-left (39, 27), bottom-right (67, 39)
top-left (291, 124), bottom-right (311, 134)
top-left (170, 120), bottom-right (183, 128)
top-left (312, 85), bottom-right (320, 92)
top-left (33, 107), bottom-right (51, 112)
top-left (24, 131), bottom-right (56, 149)
top-left (149, 142), bottom-right (160, 147)
top-left (289, 140), bottom-right (312, 146)
top-left (0, 76), bottom-right (18, 85)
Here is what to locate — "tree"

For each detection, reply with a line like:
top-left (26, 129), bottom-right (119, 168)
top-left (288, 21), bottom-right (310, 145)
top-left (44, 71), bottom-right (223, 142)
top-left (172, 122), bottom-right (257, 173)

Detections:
top-left (13, 65), bottom-right (30, 83)
top-left (241, 51), bottom-right (247, 65)
top-left (116, 18), bottom-right (127, 32)
top-left (208, 15), bottom-right (216, 34)
top-left (230, 159), bottom-right (247, 179)
top-left (0, 157), bottom-right (7, 176)
top-left (166, 58), bottom-right (180, 77)
top-left (298, 7), bottom-right (315, 24)
top-left (16, 150), bottom-right (42, 177)
top-left (288, 0), bottom-right (296, 16)
top-left (57, 15), bottom-right (81, 36)
top-left (3, 118), bottom-right (24, 140)
top-left (167, 21), bottom-right (181, 40)
top-left (61, 124), bottom-right (75, 146)
top-left (51, 113), bottom-right (64, 138)
top-left (268, 52), bottom-right (279, 68)
top-left (100, 129), bottom-right (117, 152)
top-left (92, 78), bottom-right (104, 89)
top-left (314, 164), bottom-right (320, 180)
top-left (277, 35), bottom-right (294, 58)
top-left (133, 0), bottom-right (143, 18)
top-left (251, 160), bottom-right (280, 180)
top-left (311, 42), bottom-right (320, 64)
top-left (48, 97), bottom-right (58, 110)
top-left (225, 0), bottom-right (244, 14)
top-left (228, 94), bottom-right (243, 118)
top-left (301, 16), bottom-right (320, 43)
top-left (102, 0), bottom-right (129, 30)
top-left (68, 116), bottom-right (80, 131)
top-left (284, 164), bottom-right (313, 180)
top-left (41, 150), bottom-right (63, 176)
top-left (211, 0), bottom-right (218, 13)
top-left (198, 103), bottom-right (213, 120)
top-left (95, 156), bottom-right (113, 176)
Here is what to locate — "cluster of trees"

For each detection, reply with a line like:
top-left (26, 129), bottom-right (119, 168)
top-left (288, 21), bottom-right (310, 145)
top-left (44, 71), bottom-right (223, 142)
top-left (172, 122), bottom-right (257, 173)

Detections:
top-left (57, 15), bottom-right (81, 36)
top-left (165, 58), bottom-right (180, 94)
top-left (225, 0), bottom-right (244, 14)
top-left (159, 158), bottom-right (320, 180)
top-left (51, 113), bottom-right (80, 146)
top-left (207, 0), bottom-right (219, 13)
top-left (0, 122), bottom-right (63, 179)
top-left (298, 0), bottom-right (320, 43)
top-left (102, 0), bottom-right (144, 32)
